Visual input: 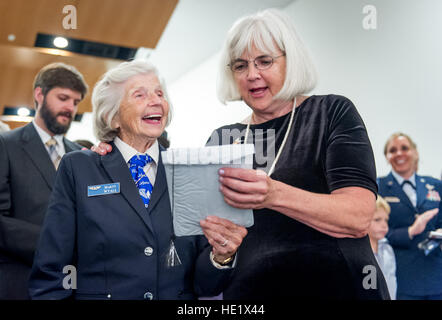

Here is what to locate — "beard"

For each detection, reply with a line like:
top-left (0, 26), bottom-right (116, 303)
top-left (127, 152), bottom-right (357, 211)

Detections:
top-left (40, 98), bottom-right (73, 135)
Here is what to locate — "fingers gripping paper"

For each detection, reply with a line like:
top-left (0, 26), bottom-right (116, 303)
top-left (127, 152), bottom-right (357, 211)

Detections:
top-left (161, 144), bottom-right (255, 236)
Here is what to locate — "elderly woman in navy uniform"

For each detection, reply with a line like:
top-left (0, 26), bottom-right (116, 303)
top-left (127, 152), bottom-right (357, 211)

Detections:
top-left (29, 60), bottom-right (247, 300)
top-left (378, 132), bottom-right (442, 300)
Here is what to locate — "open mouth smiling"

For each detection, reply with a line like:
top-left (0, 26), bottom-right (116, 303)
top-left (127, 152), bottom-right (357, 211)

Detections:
top-left (142, 114), bottom-right (162, 124)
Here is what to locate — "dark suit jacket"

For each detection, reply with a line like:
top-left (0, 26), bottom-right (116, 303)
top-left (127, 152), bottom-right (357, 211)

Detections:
top-left (378, 172), bottom-right (442, 296)
top-left (29, 143), bottom-right (232, 300)
top-left (0, 123), bottom-right (80, 299)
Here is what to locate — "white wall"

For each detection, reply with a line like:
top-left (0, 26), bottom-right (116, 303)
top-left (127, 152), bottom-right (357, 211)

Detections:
top-left (166, 0), bottom-right (442, 178)
top-left (66, 112), bottom-right (98, 145)
top-left (166, 53), bottom-right (251, 148)
top-left (149, 0), bottom-right (294, 84)
top-left (284, 0), bottom-right (442, 178)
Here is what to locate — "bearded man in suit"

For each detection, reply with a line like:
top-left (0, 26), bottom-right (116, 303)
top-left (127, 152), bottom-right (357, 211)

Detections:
top-left (0, 62), bottom-right (88, 299)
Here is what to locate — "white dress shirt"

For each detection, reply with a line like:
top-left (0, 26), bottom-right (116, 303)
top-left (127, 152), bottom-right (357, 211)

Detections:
top-left (114, 137), bottom-right (159, 186)
top-left (32, 120), bottom-right (66, 157)
top-left (374, 238), bottom-right (397, 300)
top-left (392, 170), bottom-right (417, 207)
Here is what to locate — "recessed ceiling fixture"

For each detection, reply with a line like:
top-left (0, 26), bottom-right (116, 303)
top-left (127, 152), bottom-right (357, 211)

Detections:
top-left (35, 33), bottom-right (138, 60)
top-left (17, 107), bottom-right (31, 117)
top-left (1, 106), bottom-right (82, 122)
top-left (53, 36), bottom-right (69, 48)
top-left (1, 106), bottom-right (35, 123)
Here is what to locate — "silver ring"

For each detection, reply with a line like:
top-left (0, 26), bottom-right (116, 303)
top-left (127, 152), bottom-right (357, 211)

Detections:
top-left (221, 239), bottom-right (228, 247)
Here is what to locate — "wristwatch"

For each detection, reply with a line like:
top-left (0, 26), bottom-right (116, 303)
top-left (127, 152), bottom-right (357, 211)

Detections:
top-left (215, 254), bottom-right (234, 266)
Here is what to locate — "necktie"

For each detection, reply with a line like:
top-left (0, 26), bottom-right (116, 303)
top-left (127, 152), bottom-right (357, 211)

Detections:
top-left (129, 154), bottom-right (153, 208)
top-left (401, 180), bottom-right (416, 189)
top-left (46, 138), bottom-right (61, 169)
top-left (401, 180), bottom-right (417, 207)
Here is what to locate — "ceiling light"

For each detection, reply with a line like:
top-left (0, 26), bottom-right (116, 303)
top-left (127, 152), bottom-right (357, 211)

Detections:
top-left (35, 33), bottom-right (137, 60)
top-left (7, 34), bottom-right (16, 42)
top-left (17, 107), bottom-right (31, 117)
top-left (53, 36), bottom-right (69, 48)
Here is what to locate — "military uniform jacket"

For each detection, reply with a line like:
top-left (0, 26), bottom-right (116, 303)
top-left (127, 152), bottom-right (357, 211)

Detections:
top-left (378, 172), bottom-right (442, 296)
top-left (28, 143), bottom-right (232, 300)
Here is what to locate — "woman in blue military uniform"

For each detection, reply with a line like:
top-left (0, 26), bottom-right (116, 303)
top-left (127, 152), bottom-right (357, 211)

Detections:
top-left (378, 132), bottom-right (442, 300)
top-left (29, 60), bottom-right (247, 300)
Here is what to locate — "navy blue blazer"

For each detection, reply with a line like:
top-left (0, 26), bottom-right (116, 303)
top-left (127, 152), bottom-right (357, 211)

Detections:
top-left (377, 172), bottom-right (442, 296)
top-left (29, 142), bottom-right (232, 300)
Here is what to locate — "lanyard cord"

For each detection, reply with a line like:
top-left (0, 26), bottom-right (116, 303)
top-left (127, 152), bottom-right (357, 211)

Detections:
top-left (244, 97), bottom-right (297, 176)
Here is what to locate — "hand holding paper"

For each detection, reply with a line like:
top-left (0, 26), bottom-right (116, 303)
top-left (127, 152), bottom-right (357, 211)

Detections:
top-left (200, 215), bottom-right (247, 264)
top-left (161, 144), bottom-right (255, 236)
top-left (219, 168), bottom-right (274, 210)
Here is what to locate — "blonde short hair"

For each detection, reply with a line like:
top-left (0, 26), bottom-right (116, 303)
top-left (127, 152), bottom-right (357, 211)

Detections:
top-left (376, 196), bottom-right (391, 215)
top-left (217, 8), bottom-right (317, 104)
top-left (383, 132), bottom-right (417, 156)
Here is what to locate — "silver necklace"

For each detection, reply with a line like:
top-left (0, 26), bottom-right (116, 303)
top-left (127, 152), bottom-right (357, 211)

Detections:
top-left (244, 97), bottom-right (297, 176)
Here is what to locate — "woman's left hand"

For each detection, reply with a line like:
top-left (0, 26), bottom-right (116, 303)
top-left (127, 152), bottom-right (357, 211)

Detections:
top-left (218, 167), bottom-right (275, 210)
top-left (200, 215), bottom-right (247, 264)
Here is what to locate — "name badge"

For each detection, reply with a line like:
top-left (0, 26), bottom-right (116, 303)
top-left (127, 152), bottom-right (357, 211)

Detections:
top-left (88, 183), bottom-right (120, 197)
top-left (384, 196), bottom-right (400, 203)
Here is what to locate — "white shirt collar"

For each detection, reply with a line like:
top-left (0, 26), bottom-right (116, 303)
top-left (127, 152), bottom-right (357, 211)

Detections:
top-left (32, 120), bottom-right (65, 150)
top-left (391, 170), bottom-right (416, 187)
top-left (114, 136), bottom-right (159, 165)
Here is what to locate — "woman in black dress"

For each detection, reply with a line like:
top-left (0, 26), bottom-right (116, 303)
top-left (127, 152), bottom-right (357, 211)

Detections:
top-left (208, 8), bottom-right (390, 299)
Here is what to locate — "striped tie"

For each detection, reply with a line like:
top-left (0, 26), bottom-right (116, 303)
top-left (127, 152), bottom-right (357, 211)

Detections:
top-left (46, 138), bottom-right (61, 169)
top-left (128, 154), bottom-right (153, 208)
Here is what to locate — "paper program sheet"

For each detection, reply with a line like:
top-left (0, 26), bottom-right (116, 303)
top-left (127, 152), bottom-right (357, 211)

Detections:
top-left (161, 144), bottom-right (255, 236)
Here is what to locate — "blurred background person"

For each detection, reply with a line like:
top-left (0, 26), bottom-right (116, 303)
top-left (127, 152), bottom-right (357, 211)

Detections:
top-left (378, 132), bottom-right (442, 300)
top-left (158, 132), bottom-right (170, 149)
top-left (74, 139), bottom-right (94, 150)
top-left (0, 63), bottom-right (87, 299)
top-left (206, 9), bottom-right (390, 299)
top-left (368, 196), bottom-right (397, 299)
top-left (29, 60), bottom-right (247, 300)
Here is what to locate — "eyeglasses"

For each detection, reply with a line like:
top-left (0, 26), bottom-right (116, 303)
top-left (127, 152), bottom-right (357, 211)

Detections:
top-left (228, 54), bottom-right (286, 73)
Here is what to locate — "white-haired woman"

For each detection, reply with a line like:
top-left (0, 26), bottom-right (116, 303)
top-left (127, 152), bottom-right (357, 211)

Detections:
top-left (206, 9), bottom-right (390, 299)
top-left (29, 60), bottom-right (247, 300)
